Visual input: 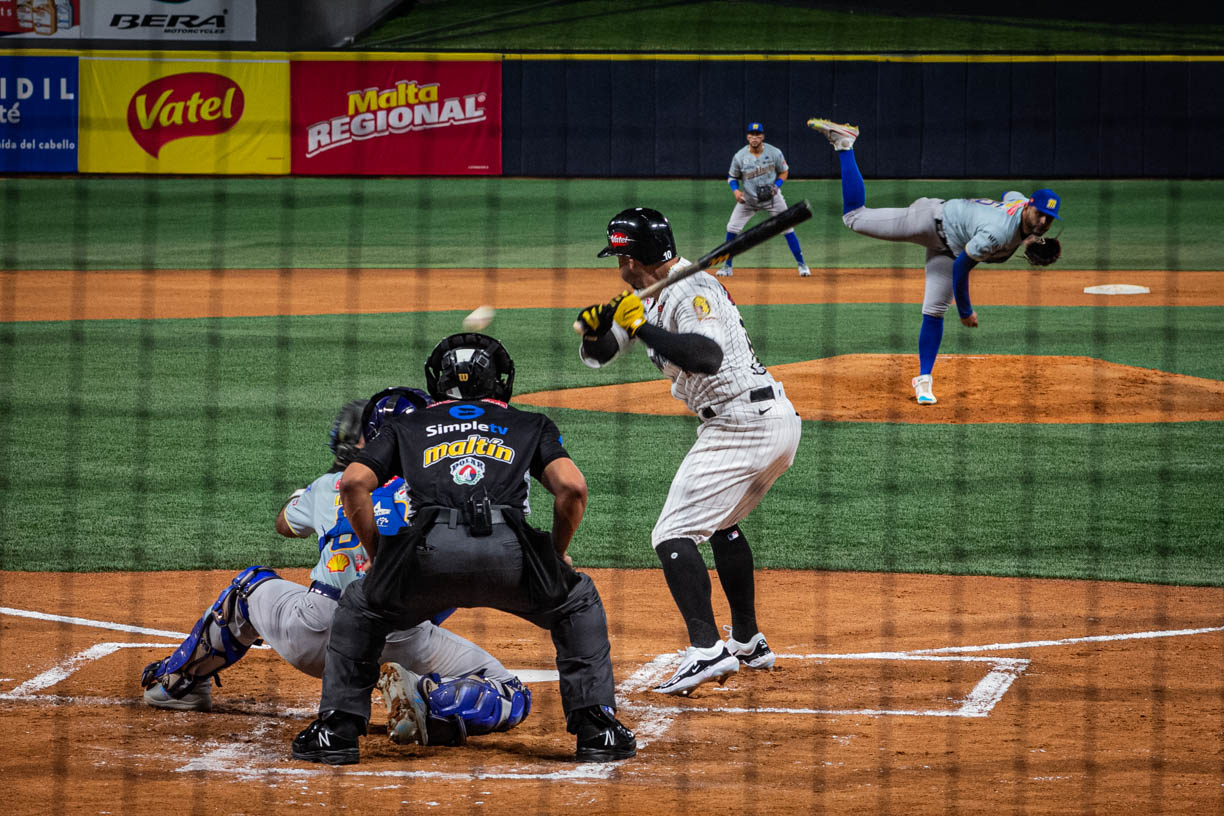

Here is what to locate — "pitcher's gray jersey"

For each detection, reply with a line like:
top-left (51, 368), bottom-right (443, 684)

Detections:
top-left (940, 192), bottom-right (1028, 263)
top-left (729, 143), bottom-right (789, 207)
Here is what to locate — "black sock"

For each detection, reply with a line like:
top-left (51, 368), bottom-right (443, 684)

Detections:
top-left (710, 525), bottom-right (758, 642)
top-left (655, 538), bottom-right (720, 648)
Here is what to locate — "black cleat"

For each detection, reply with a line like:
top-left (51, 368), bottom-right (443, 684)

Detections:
top-left (570, 705), bottom-right (636, 762)
top-left (292, 715), bottom-right (361, 765)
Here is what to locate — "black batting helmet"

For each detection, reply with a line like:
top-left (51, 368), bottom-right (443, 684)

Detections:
top-left (424, 333), bottom-right (515, 402)
top-left (360, 386), bottom-right (433, 443)
top-left (329, 399), bottom-right (367, 469)
top-left (597, 207), bottom-right (676, 266)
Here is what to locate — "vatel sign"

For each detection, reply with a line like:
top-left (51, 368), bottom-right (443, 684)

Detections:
top-left (79, 56), bottom-right (288, 174)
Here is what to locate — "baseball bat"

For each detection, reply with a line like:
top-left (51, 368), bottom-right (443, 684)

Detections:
top-left (573, 199), bottom-right (814, 335)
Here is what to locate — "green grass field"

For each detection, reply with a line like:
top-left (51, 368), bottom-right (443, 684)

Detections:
top-left (358, 1), bottom-right (1224, 54)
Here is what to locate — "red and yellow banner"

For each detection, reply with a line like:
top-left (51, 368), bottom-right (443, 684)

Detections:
top-left (79, 54), bottom-right (288, 174)
top-left (291, 59), bottom-right (501, 176)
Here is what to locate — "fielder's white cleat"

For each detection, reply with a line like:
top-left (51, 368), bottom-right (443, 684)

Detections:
top-left (797, 263), bottom-right (811, 277)
top-left (143, 676), bottom-right (212, 712)
top-left (652, 643), bottom-right (739, 696)
top-left (723, 626), bottom-right (776, 670)
top-left (377, 662), bottom-right (430, 745)
top-left (716, 264), bottom-right (733, 277)
top-left (912, 374), bottom-right (937, 405)
top-left (806, 117), bottom-right (860, 151)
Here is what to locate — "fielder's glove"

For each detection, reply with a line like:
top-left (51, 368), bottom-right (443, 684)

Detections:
top-left (576, 302), bottom-right (615, 340)
top-left (610, 290), bottom-right (647, 336)
top-left (1025, 237), bottom-right (1061, 266)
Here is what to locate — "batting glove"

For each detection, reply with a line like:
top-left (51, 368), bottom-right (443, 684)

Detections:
top-left (577, 302), bottom-right (614, 340)
top-left (610, 291), bottom-right (646, 336)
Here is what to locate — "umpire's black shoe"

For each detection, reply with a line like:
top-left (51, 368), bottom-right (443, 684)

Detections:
top-left (292, 713), bottom-right (363, 765)
top-left (569, 705), bottom-right (636, 762)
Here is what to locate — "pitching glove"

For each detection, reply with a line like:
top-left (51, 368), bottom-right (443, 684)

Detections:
top-left (610, 291), bottom-right (647, 336)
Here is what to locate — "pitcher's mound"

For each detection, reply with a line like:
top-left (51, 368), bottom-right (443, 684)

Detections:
top-left (518, 355), bottom-right (1224, 423)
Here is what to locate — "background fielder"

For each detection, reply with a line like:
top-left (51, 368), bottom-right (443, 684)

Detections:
top-left (721, 121), bottom-right (810, 278)
top-left (807, 116), bottom-right (1061, 405)
top-left (578, 207), bottom-right (802, 697)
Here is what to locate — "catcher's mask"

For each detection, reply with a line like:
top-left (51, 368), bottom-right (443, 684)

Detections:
top-left (329, 399), bottom-right (367, 468)
top-left (425, 333), bottom-right (515, 402)
top-left (360, 386), bottom-right (433, 442)
top-left (597, 207), bottom-right (676, 266)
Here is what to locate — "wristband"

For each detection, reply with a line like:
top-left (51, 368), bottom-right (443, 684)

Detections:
top-left (774, 178), bottom-right (784, 188)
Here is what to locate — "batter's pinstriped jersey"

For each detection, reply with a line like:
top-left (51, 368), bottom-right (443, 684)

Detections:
top-left (728, 143), bottom-right (788, 207)
top-left (579, 261), bottom-right (780, 416)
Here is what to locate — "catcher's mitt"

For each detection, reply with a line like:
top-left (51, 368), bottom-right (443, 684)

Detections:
top-left (1025, 237), bottom-right (1061, 266)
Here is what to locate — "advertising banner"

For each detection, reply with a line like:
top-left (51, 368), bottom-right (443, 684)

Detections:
top-left (82, 0), bottom-right (255, 42)
top-left (291, 59), bottom-right (501, 176)
top-left (0, 54), bottom-right (77, 171)
top-left (0, 0), bottom-right (80, 39)
top-left (79, 54), bottom-right (288, 174)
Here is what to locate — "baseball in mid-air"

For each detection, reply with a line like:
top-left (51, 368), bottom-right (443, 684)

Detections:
top-left (462, 305), bottom-right (496, 331)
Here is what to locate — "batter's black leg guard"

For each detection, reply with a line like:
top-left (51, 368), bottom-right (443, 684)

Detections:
top-left (710, 526), bottom-right (759, 642)
top-left (655, 538), bottom-right (719, 648)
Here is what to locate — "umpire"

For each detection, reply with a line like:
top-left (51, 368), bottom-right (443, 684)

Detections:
top-left (292, 333), bottom-right (635, 765)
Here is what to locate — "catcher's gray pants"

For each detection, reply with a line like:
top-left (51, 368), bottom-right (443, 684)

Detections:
top-left (726, 191), bottom-right (794, 234)
top-left (320, 523), bottom-right (614, 724)
top-left (241, 577), bottom-right (513, 681)
top-left (843, 197), bottom-right (957, 317)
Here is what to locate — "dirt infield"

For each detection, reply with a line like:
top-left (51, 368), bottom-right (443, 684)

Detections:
top-left (3, 569), bottom-right (1222, 815)
top-left (3, 266), bottom-right (1221, 814)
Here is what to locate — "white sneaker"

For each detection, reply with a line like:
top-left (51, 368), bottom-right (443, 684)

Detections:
top-left (716, 264), bottom-right (733, 277)
top-left (143, 676), bottom-right (212, 712)
top-left (912, 374), bottom-right (937, 405)
top-left (723, 627), bottom-right (776, 670)
top-left (806, 117), bottom-right (860, 151)
top-left (652, 643), bottom-right (739, 696)
top-left (797, 264), bottom-right (811, 277)
top-left (377, 662), bottom-right (430, 745)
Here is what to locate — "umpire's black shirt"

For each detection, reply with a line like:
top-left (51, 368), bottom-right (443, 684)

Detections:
top-left (352, 398), bottom-right (569, 512)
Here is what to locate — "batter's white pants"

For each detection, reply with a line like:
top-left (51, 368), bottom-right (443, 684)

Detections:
top-left (843, 197), bottom-right (957, 318)
top-left (242, 578), bottom-right (513, 682)
top-left (651, 391), bottom-right (802, 547)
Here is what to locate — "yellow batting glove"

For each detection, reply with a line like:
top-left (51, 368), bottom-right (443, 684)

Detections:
top-left (611, 290), bottom-right (646, 336)
top-left (577, 302), bottom-right (613, 339)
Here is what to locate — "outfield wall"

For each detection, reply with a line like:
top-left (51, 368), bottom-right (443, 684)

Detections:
top-left (4, 50), bottom-right (1222, 178)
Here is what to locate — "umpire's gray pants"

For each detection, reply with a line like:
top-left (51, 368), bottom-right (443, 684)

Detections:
top-left (843, 197), bottom-right (958, 317)
top-left (320, 524), bottom-right (615, 724)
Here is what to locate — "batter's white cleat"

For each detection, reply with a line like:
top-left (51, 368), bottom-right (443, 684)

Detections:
top-left (723, 627), bottom-right (776, 670)
top-left (797, 263), bottom-right (811, 277)
top-left (807, 117), bottom-right (860, 151)
top-left (912, 374), bottom-right (937, 405)
top-left (652, 643), bottom-right (739, 696)
top-left (716, 264), bottom-right (733, 277)
top-left (377, 662), bottom-right (430, 745)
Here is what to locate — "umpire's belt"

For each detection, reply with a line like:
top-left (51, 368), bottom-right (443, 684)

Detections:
top-left (308, 581), bottom-right (341, 601)
top-left (422, 506), bottom-right (510, 528)
top-left (700, 386), bottom-right (775, 420)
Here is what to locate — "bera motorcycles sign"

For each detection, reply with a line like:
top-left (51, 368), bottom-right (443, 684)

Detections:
top-left (83, 0), bottom-right (255, 41)
top-left (291, 60), bottom-right (501, 176)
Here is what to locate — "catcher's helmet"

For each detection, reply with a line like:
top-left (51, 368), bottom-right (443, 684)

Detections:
top-left (597, 207), bottom-right (676, 266)
top-left (329, 399), bottom-right (367, 469)
top-left (425, 333), bottom-right (515, 402)
top-left (361, 386), bottom-right (433, 442)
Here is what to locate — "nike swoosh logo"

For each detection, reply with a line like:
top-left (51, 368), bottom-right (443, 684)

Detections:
top-left (758, 406), bottom-right (772, 415)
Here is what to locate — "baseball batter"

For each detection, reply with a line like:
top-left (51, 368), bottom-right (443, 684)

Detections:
top-left (807, 117), bottom-right (1062, 405)
top-left (577, 207), bottom-right (802, 696)
top-left (720, 121), bottom-right (810, 278)
top-left (141, 389), bottom-right (530, 746)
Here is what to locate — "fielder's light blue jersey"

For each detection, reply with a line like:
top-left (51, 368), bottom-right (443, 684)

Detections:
top-left (728, 143), bottom-right (788, 206)
top-left (940, 192), bottom-right (1028, 263)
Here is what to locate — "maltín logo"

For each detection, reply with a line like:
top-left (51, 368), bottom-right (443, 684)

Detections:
top-left (126, 72), bottom-right (244, 157)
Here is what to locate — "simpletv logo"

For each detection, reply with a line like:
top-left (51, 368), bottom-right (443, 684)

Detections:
top-left (126, 73), bottom-right (244, 157)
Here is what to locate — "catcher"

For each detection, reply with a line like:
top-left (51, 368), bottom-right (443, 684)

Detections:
top-left (808, 116), bottom-right (1061, 405)
top-left (140, 388), bottom-right (531, 748)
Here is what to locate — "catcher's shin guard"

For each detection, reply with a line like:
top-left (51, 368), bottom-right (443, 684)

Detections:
top-left (412, 671), bottom-right (532, 746)
top-left (140, 565), bottom-right (279, 697)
